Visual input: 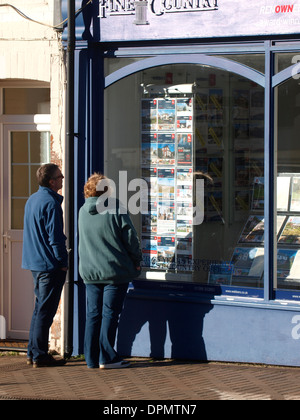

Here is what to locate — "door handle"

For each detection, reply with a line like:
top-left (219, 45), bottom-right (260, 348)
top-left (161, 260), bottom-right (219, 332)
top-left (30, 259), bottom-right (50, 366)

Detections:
top-left (3, 232), bottom-right (11, 253)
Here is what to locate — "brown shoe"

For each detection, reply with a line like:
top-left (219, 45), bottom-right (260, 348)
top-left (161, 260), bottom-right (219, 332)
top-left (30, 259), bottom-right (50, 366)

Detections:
top-left (33, 354), bottom-right (67, 368)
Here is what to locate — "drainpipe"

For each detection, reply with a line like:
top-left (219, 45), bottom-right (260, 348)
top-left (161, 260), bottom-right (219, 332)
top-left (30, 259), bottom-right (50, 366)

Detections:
top-left (64, 0), bottom-right (75, 359)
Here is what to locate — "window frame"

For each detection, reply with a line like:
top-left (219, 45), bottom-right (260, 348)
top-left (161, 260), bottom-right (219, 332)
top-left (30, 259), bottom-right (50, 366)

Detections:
top-left (102, 40), bottom-right (300, 304)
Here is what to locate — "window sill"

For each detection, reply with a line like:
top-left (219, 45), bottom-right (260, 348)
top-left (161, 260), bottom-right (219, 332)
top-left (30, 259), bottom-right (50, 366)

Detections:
top-left (130, 279), bottom-right (300, 311)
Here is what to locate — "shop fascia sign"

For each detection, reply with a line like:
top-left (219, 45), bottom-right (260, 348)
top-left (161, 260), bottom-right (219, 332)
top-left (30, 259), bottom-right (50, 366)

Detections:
top-left (98, 0), bottom-right (218, 19)
top-left (61, 0), bottom-right (300, 42)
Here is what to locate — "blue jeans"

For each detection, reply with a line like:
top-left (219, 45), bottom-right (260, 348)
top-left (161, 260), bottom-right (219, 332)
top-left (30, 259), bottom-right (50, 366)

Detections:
top-left (84, 283), bottom-right (129, 368)
top-left (27, 269), bottom-right (66, 361)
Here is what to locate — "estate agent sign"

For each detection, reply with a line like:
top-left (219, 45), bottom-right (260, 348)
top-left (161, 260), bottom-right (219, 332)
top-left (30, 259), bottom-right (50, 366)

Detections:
top-left (62, 0), bottom-right (300, 41)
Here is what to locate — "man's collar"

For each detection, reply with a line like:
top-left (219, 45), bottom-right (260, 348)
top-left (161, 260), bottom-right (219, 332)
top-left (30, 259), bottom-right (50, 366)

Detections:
top-left (39, 186), bottom-right (64, 204)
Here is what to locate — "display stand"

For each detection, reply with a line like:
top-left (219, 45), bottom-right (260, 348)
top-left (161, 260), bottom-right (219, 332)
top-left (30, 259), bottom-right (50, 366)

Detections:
top-left (140, 85), bottom-right (194, 272)
top-left (209, 174), bottom-right (300, 288)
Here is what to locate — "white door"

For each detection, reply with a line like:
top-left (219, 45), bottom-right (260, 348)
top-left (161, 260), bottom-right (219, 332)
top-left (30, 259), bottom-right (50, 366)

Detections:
top-left (1, 124), bottom-right (50, 339)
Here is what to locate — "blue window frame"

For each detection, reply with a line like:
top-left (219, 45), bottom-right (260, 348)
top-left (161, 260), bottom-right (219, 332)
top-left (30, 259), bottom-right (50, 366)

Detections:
top-left (74, 40), bottom-right (300, 304)
top-left (101, 42), bottom-right (300, 303)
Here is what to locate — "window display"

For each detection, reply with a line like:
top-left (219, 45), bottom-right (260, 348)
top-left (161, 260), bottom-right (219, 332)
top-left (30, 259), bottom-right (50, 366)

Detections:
top-left (105, 63), bottom-right (265, 295)
top-left (141, 95), bottom-right (194, 271)
top-left (276, 175), bottom-right (300, 289)
top-left (277, 76), bottom-right (300, 293)
top-left (209, 173), bottom-right (300, 289)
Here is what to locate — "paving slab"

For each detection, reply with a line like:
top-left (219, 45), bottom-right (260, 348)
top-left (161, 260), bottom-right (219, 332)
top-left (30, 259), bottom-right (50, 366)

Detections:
top-left (1, 354), bottom-right (300, 401)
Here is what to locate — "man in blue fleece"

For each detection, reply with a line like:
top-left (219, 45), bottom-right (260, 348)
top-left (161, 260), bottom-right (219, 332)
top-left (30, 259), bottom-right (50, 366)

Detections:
top-left (22, 164), bottom-right (68, 368)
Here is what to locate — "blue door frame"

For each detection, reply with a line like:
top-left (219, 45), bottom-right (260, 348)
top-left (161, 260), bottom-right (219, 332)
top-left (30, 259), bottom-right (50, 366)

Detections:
top-left (72, 41), bottom-right (300, 365)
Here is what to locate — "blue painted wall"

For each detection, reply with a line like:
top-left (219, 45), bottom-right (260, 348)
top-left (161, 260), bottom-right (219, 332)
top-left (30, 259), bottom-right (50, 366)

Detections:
top-left (117, 288), bottom-right (300, 366)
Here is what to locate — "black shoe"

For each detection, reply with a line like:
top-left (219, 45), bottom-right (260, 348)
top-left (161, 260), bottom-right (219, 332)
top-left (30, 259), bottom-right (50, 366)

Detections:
top-left (33, 354), bottom-right (67, 368)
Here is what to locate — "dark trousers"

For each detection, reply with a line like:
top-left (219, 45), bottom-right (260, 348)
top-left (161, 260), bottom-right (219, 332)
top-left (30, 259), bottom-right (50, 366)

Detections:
top-left (27, 269), bottom-right (66, 361)
top-left (84, 283), bottom-right (129, 368)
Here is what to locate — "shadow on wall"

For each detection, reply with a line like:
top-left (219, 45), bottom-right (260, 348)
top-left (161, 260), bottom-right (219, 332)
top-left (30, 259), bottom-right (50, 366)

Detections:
top-left (117, 292), bottom-right (215, 361)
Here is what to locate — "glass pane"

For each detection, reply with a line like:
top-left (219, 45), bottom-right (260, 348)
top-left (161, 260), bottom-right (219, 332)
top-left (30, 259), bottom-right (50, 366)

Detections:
top-left (11, 165), bottom-right (29, 197)
top-left (105, 57), bottom-right (150, 77)
top-left (30, 165), bottom-right (40, 194)
top-left (30, 132), bottom-right (49, 163)
top-left (218, 54), bottom-right (265, 73)
top-left (3, 88), bottom-right (50, 114)
top-left (10, 131), bottom-right (50, 229)
top-left (11, 199), bottom-right (27, 230)
top-left (11, 132), bottom-right (28, 163)
top-left (105, 60), bottom-right (265, 296)
top-left (276, 77), bottom-right (300, 294)
top-left (275, 52), bottom-right (300, 74)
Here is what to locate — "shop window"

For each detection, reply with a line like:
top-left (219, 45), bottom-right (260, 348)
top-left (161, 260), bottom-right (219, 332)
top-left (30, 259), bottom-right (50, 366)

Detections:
top-left (3, 88), bottom-right (50, 114)
top-left (104, 63), bottom-right (264, 296)
top-left (276, 77), bottom-right (300, 295)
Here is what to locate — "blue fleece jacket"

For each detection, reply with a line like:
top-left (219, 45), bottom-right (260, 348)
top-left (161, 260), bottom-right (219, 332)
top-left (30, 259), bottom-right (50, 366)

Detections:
top-left (22, 186), bottom-right (68, 271)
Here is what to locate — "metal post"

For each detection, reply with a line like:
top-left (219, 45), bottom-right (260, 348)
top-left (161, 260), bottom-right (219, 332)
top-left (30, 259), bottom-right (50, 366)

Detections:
top-left (64, 0), bottom-right (75, 359)
top-left (264, 41), bottom-right (275, 302)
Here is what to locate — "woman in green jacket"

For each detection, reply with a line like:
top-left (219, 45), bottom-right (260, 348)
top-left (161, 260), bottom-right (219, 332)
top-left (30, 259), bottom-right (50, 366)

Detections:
top-left (78, 173), bottom-right (142, 369)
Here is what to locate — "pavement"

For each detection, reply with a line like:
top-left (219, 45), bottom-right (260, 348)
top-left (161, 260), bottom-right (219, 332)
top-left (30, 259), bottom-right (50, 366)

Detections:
top-left (1, 354), bottom-right (300, 402)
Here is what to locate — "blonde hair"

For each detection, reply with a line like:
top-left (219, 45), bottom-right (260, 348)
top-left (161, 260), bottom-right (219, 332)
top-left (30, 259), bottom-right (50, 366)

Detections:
top-left (84, 172), bottom-right (108, 198)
